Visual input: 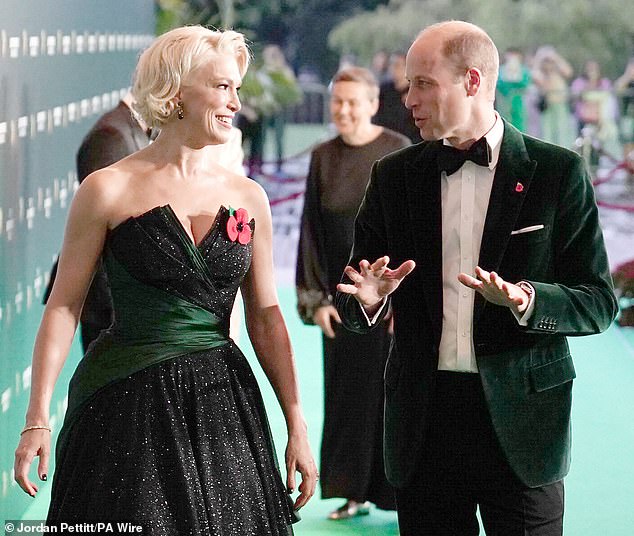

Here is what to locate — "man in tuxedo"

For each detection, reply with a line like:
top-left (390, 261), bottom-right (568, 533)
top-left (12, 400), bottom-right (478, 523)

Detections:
top-left (336, 21), bottom-right (617, 535)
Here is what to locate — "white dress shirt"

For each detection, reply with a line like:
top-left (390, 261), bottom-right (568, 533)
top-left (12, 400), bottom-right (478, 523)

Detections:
top-left (438, 117), bottom-right (503, 372)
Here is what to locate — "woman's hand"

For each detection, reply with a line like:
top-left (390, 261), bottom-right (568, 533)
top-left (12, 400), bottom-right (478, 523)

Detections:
top-left (14, 429), bottom-right (51, 497)
top-left (313, 305), bottom-right (341, 338)
top-left (285, 430), bottom-right (318, 511)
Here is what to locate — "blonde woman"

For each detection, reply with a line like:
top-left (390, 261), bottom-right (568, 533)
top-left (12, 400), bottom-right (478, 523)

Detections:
top-left (15, 26), bottom-right (316, 533)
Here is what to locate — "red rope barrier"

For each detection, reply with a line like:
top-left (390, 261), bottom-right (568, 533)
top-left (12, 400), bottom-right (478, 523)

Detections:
top-left (269, 190), bottom-right (304, 207)
top-left (587, 146), bottom-right (634, 212)
top-left (592, 161), bottom-right (633, 187)
top-left (597, 200), bottom-right (634, 213)
top-left (258, 172), bottom-right (306, 184)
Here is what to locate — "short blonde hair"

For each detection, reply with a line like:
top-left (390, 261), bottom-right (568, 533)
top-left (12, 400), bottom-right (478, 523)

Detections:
top-left (133, 26), bottom-right (249, 128)
top-left (422, 21), bottom-right (499, 94)
top-left (331, 66), bottom-right (380, 101)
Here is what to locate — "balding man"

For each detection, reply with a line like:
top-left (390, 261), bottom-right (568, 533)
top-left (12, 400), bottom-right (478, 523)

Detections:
top-left (336, 21), bottom-right (616, 535)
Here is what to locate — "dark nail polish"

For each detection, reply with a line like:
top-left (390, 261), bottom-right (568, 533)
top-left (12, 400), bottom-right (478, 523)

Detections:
top-left (41, 474), bottom-right (47, 481)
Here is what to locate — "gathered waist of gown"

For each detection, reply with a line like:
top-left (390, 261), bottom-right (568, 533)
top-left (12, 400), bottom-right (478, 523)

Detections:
top-left (58, 251), bottom-right (230, 455)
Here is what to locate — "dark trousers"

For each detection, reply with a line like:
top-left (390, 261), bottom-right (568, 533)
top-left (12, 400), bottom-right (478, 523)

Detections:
top-left (396, 371), bottom-right (564, 536)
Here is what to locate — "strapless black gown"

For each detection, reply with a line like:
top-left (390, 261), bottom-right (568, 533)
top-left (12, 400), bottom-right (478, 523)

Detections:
top-left (47, 205), bottom-right (296, 535)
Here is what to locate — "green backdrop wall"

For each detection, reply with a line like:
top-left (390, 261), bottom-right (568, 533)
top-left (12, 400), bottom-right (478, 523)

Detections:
top-left (0, 0), bottom-right (155, 520)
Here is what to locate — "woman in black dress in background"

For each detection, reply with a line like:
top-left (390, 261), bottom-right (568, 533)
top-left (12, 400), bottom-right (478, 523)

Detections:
top-left (15, 25), bottom-right (316, 535)
top-left (296, 66), bottom-right (410, 520)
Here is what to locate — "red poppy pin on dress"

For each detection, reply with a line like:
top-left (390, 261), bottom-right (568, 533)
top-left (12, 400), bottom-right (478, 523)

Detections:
top-left (226, 207), bottom-right (252, 245)
top-left (515, 182), bottom-right (524, 193)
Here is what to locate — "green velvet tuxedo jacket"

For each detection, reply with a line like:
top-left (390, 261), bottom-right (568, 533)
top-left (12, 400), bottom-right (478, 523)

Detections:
top-left (336, 120), bottom-right (618, 489)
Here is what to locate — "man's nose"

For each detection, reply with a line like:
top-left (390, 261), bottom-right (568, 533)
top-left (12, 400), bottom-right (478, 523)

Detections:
top-left (404, 88), bottom-right (414, 110)
top-left (337, 102), bottom-right (351, 114)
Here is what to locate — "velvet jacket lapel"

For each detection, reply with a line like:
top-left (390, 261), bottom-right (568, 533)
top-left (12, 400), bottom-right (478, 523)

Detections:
top-left (405, 141), bottom-right (444, 346)
top-left (474, 121), bottom-right (537, 322)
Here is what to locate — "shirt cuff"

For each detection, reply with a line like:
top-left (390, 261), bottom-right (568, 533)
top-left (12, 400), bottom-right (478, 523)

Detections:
top-left (359, 298), bottom-right (388, 326)
top-left (512, 281), bottom-right (535, 326)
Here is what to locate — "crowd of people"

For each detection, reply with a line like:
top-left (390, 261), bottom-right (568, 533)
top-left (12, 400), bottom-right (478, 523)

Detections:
top-left (493, 46), bottom-right (634, 165)
top-left (13, 19), bottom-right (626, 536)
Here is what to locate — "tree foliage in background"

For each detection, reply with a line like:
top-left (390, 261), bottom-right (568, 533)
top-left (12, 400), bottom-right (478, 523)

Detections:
top-left (155, 0), bottom-right (391, 79)
top-left (329, 0), bottom-right (634, 77)
top-left (155, 0), bottom-right (634, 80)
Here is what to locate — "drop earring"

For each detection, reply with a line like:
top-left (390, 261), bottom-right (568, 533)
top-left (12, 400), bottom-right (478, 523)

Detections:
top-left (177, 101), bottom-right (184, 120)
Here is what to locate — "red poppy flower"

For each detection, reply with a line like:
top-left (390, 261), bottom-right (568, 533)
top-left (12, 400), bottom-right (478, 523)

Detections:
top-left (226, 208), bottom-right (252, 245)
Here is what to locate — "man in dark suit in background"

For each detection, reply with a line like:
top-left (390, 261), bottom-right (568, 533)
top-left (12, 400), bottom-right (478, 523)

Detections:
top-left (336, 21), bottom-right (617, 536)
top-left (45, 94), bottom-right (152, 351)
top-left (373, 52), bottom-right (421, 143)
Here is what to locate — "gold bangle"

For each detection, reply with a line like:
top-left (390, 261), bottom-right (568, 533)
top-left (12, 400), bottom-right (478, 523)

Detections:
top-left (20, 425), bottom-right (52, 436)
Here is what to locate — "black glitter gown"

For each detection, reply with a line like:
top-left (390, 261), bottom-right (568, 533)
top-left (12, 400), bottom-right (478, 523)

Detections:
top-left (47, 205), bottom-right (296, 535)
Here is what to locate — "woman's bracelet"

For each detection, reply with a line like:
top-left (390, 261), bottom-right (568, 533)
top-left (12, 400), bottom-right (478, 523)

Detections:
top-left (20, 425), bottom-right (52, 436)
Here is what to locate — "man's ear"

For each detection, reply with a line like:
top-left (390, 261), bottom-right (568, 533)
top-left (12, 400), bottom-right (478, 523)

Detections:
top-left (465, 68), bottom-right (482, 96)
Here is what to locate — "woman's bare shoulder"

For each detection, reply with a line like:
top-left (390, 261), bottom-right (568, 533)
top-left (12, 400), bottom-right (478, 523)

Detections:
top-left (79, 165), bottom-right (133, 206)
top-left (232, 174), bottom-right (270, 212)
top-left (73, 159), bottom-right (148, 228)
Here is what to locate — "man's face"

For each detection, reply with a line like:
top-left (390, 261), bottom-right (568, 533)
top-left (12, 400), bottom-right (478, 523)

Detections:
top-left (404, 34), bottom-right (472, 144)
top-left (330, 81), bottom-right (378, 141)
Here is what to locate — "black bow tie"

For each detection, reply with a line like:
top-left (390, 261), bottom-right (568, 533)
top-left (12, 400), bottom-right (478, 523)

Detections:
top-left (437, 137), bottom-right (491, 175)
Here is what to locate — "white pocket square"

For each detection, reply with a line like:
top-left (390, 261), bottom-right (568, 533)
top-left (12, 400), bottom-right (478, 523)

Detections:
top-left (511, 224), bottom-right (544, 235)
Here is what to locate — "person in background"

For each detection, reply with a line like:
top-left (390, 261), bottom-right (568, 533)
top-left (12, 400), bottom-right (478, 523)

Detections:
top-left (571, 60), bottom-right (619, 152)
top-left (532, 46), bottom-right (575, 148)
top-left (296, 66), bottom-right (409, 520)
top-left (238, 44), bottom-right (301, 176)
top-left (337, 21), bottom-right (617, 535)
top-left (496, 47), bottom-right (532, 132)
top-left (43, 92), bottom-right (152, 352)
top-left (374, 52), bottom-right (421, 143)
top-left (370, 49), bottom-right (390, 83)
top-left (614, 57), bottom-right (634, 168)
top-left (262, 44), bottom-right (302, 174)
top-left (15, 25), bottom-right (317, 533)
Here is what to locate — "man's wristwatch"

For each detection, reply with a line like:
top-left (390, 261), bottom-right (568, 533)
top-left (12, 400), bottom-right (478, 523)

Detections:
top-left (517, 281), bottom-right (534, 310)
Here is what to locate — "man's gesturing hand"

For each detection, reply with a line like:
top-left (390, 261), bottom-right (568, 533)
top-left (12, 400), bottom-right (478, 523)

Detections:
top-left (458, 266), bottom-right (531, 314)
top-left (337, 256), bottom-right (416, 313)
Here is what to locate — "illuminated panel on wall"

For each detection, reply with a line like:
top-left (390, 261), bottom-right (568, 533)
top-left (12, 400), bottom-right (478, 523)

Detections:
top-left (0, 0), bottom-right (156, 518)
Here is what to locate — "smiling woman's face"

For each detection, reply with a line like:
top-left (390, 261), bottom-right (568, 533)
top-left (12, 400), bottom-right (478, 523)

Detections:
top-left (179, 53), bottom-right (242, 146)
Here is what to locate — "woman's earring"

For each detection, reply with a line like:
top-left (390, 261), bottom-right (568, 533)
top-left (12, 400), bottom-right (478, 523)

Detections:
top-left (177, 101), bottom-right (184, 120)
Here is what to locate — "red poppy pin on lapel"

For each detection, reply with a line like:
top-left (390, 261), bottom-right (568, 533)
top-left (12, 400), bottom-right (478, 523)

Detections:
top-left (515, 182), bottom-right (524, 193)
